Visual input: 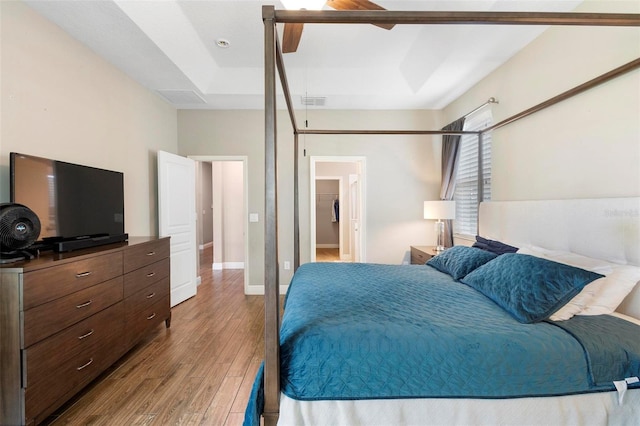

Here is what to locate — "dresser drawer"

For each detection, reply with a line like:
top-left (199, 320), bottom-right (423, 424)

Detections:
top-left (24, 331), bottom-right (124, 424)
top-left (23, 252), bottom-right (123, 310)
top-left (23, 277), bottom-right (124, 347)
top-left (25, 301), bottom-right (125, 387)
top-left (125, 295), bottom-right (170, 347)
top-left (123, 258), bottom-right (170, 298)
top-left (125, 278), bottom-right (170, 316)
top-left (124, 239), bottom-right (169, 274)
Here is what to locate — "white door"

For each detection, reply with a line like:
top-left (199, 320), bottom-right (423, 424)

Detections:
top-left (158, 151), bottom-right (197, 307)
top-left (349, 173), bottom-right (361, 262)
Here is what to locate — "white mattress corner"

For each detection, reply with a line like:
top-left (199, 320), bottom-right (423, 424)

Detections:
top-left (279, 390), bottom-right (640, 426)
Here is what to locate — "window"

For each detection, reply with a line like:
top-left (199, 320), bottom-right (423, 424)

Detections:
top-left (453, 109), bottom-right (492, 238)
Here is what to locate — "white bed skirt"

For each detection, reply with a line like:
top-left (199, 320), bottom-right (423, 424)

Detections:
top-left (278, 389), bottom-right (640, 426)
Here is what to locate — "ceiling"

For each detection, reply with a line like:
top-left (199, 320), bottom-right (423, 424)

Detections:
top-left (24, 0), bottom-right (591, 110)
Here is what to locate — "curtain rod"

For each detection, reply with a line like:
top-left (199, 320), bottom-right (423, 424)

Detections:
top-left (463, 97), bottom-right (499, 118)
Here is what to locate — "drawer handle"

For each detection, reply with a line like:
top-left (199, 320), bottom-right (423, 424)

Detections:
top-left (76, 271), bottom-right (92, 278)
top-left (78, 329), bottom-right (95, 340)
top-left (146, 251), bottom-right (156, 256)
top-left (146, 292), bottom-right (156, 299)
top-left (146, 272), bottom-right (156, 278)
top-left (147, 313), bottom-right (156, 320)
top-left (77, 358), bottom-right (94, 371)
top-left (76, 300), bottom-right (93, 309)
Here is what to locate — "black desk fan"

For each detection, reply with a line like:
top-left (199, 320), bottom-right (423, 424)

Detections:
top-left (0, 203), bottom-right (41, 264)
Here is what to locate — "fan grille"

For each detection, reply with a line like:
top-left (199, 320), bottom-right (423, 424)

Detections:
top-left (0, 204), bottom-right (41, 251)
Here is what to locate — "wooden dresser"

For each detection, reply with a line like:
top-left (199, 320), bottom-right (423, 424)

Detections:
top-left (0, 236), bottom-right (171, 426)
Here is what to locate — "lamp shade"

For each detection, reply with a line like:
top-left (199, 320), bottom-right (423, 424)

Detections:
top-left (424, 200), bottom-right (456, 220)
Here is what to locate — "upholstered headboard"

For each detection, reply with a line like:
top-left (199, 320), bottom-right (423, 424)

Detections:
top-left (479, 198), bottom-right (640, 319)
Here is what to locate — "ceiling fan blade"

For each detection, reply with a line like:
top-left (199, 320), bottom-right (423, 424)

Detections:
top-left (326, 0), bottom-right (396, 30)
top-left (283, 23), bottom-right (304, 53)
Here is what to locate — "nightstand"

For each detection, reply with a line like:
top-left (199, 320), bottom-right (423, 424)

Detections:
top-left (410, 245), bottom-right (438, 264)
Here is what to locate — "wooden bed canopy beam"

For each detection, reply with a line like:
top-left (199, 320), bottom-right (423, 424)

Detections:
top-left (486, 57), bottom-right (640, 133)
top-left (275, 37), bottom-right (298, 132)
top-left (273, 9), bottom-right (640, 27)
top-left (298, 129), bottom-right (480, 135)
top-left (262, 6), bottom-right (640, 425)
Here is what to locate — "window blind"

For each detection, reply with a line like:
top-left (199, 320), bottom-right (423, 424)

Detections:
top-left (453, 109), bottom-right (492, 238)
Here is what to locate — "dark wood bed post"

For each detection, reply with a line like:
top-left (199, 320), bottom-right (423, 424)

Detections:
top-left (294, 132), bottom-right (300, 271)
top-left (263, 6), bottom-right (280, 426)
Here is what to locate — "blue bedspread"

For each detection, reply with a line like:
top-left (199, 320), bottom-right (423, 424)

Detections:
top-left (245, 262), bottom-right (640, 425)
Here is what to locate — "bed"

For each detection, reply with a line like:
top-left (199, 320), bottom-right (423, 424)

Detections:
top-left (246, 197), bottom-right (640, 425)
top-left (255, 6), bottom-right (640, 426)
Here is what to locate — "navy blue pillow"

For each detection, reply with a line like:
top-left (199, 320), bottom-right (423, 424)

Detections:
top-left (461, 253), bottom-right (604, 324)
top-left (426, 246), bottom-right (498, 280)
top-left (472, 236), bottom-right (518, 255)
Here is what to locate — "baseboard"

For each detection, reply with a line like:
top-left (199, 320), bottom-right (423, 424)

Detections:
top-left (199, 241), bottom-right (213, 250)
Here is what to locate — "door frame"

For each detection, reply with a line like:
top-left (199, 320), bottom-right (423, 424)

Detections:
top-left (310, 156), bottom-right (366, 262)
top-left (189, 155), bottom-right (249, 294)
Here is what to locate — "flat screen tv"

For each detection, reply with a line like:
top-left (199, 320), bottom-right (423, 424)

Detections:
top-left (10, 152), bottom-right (128, 252)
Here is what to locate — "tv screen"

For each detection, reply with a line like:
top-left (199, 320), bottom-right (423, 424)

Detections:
top-left (10, 152), bottom-right (126, 250)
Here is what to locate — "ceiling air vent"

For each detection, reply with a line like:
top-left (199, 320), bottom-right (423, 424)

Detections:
top-left (157, 90), bottom-right (206, 105)
top-left (301, 96), bottom-right (326, 107)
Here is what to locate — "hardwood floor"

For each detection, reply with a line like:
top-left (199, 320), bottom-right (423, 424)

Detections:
top-left (315, 247), bottom-right (340, 262)
top-left (45, 248), bottom-right (263, 425)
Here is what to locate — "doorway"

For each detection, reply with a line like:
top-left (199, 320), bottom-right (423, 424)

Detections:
top-left (310, 156), bottom-right (366, 262)
top-left (190, 155), bottom-right (249, 294)
top-left (315, 178), bottom-right (341, 261)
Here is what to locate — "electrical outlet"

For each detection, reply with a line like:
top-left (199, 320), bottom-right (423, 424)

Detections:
top-left (284, 261), bottom-right (291, 270)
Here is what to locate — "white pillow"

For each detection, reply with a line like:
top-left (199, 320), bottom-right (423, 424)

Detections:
top-left (578, 265), bottom-right (640, 316)
top-left (516, 246), bottom-right (640, 321)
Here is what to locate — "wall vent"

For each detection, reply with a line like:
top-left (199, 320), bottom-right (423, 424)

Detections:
top-left (157, 90), bottom-right (206, 105)
top-left (301, 96), bottom-right (326, 107)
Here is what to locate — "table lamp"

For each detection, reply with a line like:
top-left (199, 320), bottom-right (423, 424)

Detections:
top-left (424, 200), bottom-right (456, 252)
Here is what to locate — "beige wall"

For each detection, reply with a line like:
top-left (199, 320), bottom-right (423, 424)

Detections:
top-left (178, 109), bottom-right (443, 291)
top-left (178, 110), bottom-right (267, 291)
top-left (0, 1), bottom-right (178, 237)
top-left (443, 0), bottom-right (640, 203)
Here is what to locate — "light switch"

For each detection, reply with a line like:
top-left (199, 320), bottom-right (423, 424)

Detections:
top-left (249, 213), bottom-right (259, 223)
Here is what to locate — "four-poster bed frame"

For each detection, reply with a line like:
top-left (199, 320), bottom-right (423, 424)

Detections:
top-left (261, 6), bottom-right (640, 425)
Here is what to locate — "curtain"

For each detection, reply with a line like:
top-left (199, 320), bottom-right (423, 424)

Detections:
top-left (439, 117), bottom-right (465, 248)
